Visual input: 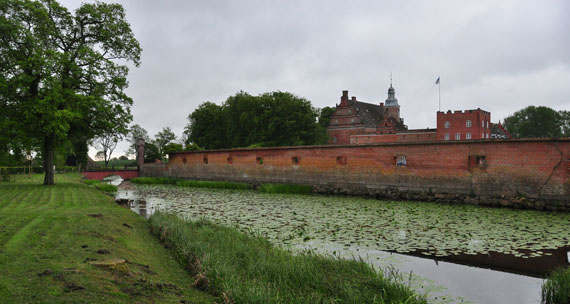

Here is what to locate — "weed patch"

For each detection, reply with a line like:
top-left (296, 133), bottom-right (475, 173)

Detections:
top-left (149, 212), bottom-right (427, 304)
top-left (542, 267), bottom-right (570, 304)
top-left (259, 183), bottom-right (313, 194)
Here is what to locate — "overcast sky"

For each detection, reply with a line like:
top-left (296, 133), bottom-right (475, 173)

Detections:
top-left (58, 0), bottom-right (570, 158)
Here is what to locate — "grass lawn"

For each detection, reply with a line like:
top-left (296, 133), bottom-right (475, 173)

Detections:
top-left (0, 173), bottom-right (214, 303)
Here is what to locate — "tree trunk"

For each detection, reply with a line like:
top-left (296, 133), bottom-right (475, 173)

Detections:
top-left (43, 135), bottom-right (55, 185)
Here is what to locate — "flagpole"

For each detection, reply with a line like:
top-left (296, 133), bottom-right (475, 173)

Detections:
top-left (438, 80), bottom-right (441, 111)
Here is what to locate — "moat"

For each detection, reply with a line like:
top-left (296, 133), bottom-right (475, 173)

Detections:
top-left (116, 181), bottom-right (570, 304)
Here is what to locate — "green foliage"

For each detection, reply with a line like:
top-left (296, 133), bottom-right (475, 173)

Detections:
top-left (0, 0), bottom-right (141, 185)
top-left (185, 91), bottom-right (326, 150)
top-left (542, 267), bottom-right (570, 304)
top-left (259, 183), bottom-right (313, 194)
top-left (184, 143), bottom-right (203, 151)
top-left (131, 177), bottom-right (180, 185)
top-left (163, 143), bottom-right (183, 155)
top-left (176, 180), bottom-right (251, 190)
top-left (154, 127), bottom-right (177, 158)
top-left (149, 213), bottom-right (427, 304)
top-left (503, 106), bottom-right (565, 138)
top-left (143, 143), bottom-right (161, 163)
top-left (185, 102), bottom-right (228, 150)
top-left (81, 178), bottom-right (117, 193)
top-left (131, 177), bottom-right (252, 190)
top-left (126, 124), bottom-right (150, 157)
top-left (1, 168), bottom-right (10, 182)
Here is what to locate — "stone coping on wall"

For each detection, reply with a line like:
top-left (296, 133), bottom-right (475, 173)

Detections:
top-left (170, 137), bottom-right (570, 155)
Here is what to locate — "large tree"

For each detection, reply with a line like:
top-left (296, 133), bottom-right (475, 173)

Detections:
top-left (185, 102), bottom-right (228, 150)
top-left (0, 0), bottom-right (141, 184)
top-left (154, 126), bottom-right (176, 158)
top-left (93, 131), bottom-right (121, 168)
top-left (503, 106), bottom-right (563, 138)
top-left (185, 91), bottom-right (324, 150)
top-left (125, 124), bottom-right (150, 157)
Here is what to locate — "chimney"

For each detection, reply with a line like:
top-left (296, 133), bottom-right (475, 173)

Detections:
top-left (351, 96), bottom-right (356, 102)
top-left (340, 90), bottom-right (349, 105)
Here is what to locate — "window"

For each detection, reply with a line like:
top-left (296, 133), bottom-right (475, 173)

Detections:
top-left (455, 133), bottom-right (461, 140)
top-left (466, 120), bottom-right (472, 127)
top-left (444, 121), bottom-right (450, 128)
top-left (466, 133), bottom-right (471, 140)
top-left (395, 155), bottom-right (407, 166)
top-left (486, 133), bottom-right (489, 139)
top-left (336, 156), bottom-right (346, 165)
top-left (292, 157), bottom-right (299, 165)
top-left (469, 155), bottom-right (486, 170)
top-left (444, 133), bottom-right (450, 140)
top-left (482, 121), bottom-right (484, 128)
top-left (486, 121), bottom-right (489, 128)
top-left (333, 136), bottom-right (337, 144)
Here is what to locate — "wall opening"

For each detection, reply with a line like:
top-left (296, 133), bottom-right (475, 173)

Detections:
top-left (182, 158), bottom-right (187, 165)
top-left (292, 156), bottom-right (299, 165)
top-left (227, 157), bottom-right (233, 164)
top-left (256, 157), bottom-right (263, 165)
top-left (336, 156), bottom-right (346, 165)
top-left (203, 157), bottom-right (208, 164)
top-left (395, 155), bottom-right (407, 166)
top-left (469, 155), bottom-right (486, 170)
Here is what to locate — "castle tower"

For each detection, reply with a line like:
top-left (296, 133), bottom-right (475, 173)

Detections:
top-left (383, 80), bottom-right (400, 121)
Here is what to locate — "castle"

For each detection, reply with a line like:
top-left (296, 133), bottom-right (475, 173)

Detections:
top-left (326, 84), bottom-right (510, 144)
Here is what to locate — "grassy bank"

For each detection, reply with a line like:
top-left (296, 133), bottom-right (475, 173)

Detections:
top-left (542, 267), bottom-right (570, 304)
top-left (149, 212), bottom-right (427, 304)
top-left (0, 173), bottom-right (213, 303)
top-left (131, 177), bottom-right (314, 194)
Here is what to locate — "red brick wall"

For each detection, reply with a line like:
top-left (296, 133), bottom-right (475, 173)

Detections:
top-left (143, 139), bottom-right (570, 210)
top-left (437, 109), bottom-right (491, 141)
top-left (81, 170), bottom-right (139, 180)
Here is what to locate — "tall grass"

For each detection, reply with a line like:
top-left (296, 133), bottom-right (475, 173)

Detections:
top-left (81, 179), bottom-right (118, 194)
top-left (131, 177), bottom-right (180, 185)
top-left (149, 212), bottom-right (427, 304)
top-left (542, 267), bottom-right (570, 304)
top-left (176, 180), bottom-right (251, 190)
top-left (259, 183), bottom-right (313, 194)
top-left (131, 177), bottom-right (252, 190)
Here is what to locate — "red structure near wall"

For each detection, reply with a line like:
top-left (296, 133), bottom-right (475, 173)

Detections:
top-left (326, 85), bottom-right (509, 145)
top-left (81, 170), bottom-right (139, 181)
top-left (436, 109), bottom-right (491, 141)
top-left (142, 139), bottom-right (570, 211)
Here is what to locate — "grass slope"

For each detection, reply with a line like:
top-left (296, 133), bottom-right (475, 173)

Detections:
top-left (150, 212), bottom-right (427, 304)
top-left (0, 174), bottom-right (213, 304)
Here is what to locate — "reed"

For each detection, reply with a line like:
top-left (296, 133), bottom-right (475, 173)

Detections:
top-left (149, 212), bottom-right (427, 304)
top-left (542, 267), bottom-right (570, 304)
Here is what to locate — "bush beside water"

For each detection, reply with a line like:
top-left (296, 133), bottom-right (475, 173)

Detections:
top-left (131, 177), bottom-right (315, 194)
top-left (542, 267), bottom-right (570, 304)
top-left (149, 212), bottom-right (427, 304)
top-left (131, 177), bottom-right (252, 190)
top-left (259, 183), bottom-right (313, 194)
top-left (81, 179), bottom-right (117, 194)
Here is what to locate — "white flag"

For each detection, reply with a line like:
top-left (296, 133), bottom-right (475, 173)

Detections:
top-left (435, 77), bottom-right (440, 85)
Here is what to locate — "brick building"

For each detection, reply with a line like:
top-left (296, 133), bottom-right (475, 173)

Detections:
top-left (327, 84), bottom-right (508, 144)
top-left (436, 109), bottom-right (491, 141)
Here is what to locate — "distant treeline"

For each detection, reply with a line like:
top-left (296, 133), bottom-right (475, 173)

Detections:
top-left (184, 91), bottom-right (335, 150)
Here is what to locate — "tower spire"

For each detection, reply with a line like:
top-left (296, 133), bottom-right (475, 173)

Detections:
top-left (390, 72), bottom-right (392, 87)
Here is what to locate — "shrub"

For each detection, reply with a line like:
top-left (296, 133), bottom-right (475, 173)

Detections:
top-left (542, 267), bottom-right (570, 304)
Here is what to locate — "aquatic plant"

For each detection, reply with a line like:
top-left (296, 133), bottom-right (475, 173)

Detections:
top-left (176, 180), bottom-right (251, 190)
top-left (542, 267), bottom-right (570, 304)
top-left (149, 212), bottom-right (427, 304)
top-left (259, 183), bottom-right (313, 194)
top-left (131, 177), bottom-right (179, 185)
